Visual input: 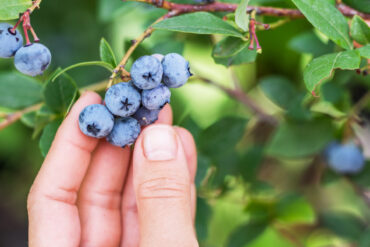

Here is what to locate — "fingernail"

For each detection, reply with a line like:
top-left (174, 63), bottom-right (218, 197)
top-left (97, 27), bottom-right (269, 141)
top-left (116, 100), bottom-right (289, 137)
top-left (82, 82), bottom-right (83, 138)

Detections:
top-left (143, 125), bottom-right (177, 161)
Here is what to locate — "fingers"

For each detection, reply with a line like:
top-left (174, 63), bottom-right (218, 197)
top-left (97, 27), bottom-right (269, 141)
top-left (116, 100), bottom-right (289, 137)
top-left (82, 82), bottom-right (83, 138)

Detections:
top-left (121, 104), bottom-right (173, 247)
top-left (28, 91), bottom-right (101, 247)
top-left (132, 125), bottom-right (198, 247)
top-left (78, 141), bottom-right (131, 247)
top-left (121, 166), bottom-right (140, 247)
top-left (173, 127), bottom-right (198, 221)
top-left (155, 104), bottom-right (173, 125)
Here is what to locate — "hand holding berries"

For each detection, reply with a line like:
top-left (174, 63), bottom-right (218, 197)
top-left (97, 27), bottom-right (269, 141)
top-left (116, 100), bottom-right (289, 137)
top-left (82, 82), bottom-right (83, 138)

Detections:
top-left (78, 53), bottom-right (192, 148)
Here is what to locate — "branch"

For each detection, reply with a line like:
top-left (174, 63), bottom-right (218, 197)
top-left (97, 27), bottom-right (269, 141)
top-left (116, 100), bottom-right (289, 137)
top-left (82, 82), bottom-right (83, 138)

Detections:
top-left (0, 103), bottom-right (42, 131)
top-left (131, 0), bottom-right (370, 20)
top-left (194, 76), bottom-right (278, 125)
top-left (29, 0), bottom-right (42, 13)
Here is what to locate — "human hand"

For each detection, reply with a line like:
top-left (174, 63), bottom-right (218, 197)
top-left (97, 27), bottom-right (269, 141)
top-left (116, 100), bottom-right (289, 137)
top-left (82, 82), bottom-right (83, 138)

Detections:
top-left (27, 91), bottom-right (199, 247)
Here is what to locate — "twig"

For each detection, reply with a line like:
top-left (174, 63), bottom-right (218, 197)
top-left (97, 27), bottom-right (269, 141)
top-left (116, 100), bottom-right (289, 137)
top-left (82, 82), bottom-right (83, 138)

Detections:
top-left (107, 12), bottom-right (176, 88)
top-left (0, 103), bottom-right (42, 131)
top-left (193, 76), bottom-right (278, 125)
top-left (275, 226), bottom-right (305, 247)
top-left (129, 0), bottom-right (370, 20)
top-left (29, 0), bottom-right (42, 13)
top-left (0, 80), bottom-right (111, 131)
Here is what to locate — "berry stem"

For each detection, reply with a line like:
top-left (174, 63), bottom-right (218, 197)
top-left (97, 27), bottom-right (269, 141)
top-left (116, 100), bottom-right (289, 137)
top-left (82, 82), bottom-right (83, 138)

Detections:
top-left (10, 0), bottom-right (42, 42)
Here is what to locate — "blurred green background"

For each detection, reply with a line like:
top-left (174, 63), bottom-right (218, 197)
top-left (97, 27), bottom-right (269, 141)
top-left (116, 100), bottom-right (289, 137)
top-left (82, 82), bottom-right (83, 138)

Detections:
top-left (0, 0), bottom-right (370, 246)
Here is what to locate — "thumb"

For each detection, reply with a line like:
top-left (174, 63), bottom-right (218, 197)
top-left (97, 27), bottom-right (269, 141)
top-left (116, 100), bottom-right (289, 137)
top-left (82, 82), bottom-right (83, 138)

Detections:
top-left (132, 124), bottom-right (198, 247)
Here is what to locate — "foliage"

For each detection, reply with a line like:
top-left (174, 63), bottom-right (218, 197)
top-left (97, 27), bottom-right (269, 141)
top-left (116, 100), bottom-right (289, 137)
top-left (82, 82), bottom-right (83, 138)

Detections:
top-left (0, 0), bottom-right (370, 246)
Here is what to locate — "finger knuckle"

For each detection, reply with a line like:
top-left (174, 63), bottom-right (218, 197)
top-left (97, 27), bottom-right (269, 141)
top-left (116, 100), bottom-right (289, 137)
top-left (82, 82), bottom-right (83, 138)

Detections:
top-left (138, 175), bottom-right (189, 201)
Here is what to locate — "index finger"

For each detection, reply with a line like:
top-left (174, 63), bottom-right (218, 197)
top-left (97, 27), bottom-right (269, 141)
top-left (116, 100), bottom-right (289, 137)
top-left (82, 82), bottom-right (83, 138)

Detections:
top-left (28, 91), bottom-right (101, 247)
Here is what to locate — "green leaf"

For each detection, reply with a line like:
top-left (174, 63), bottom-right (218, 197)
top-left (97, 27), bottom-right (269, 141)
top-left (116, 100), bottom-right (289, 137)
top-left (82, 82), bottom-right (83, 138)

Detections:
top-left (0, 0), bottom-right (31, 20)
top-left (0, 72), bottom-right (42, 109)
top-left (303, 50), bottom-right (361, 92)
top-left (226, 221), bottom-right (267, 247)
top-left (213, 37), bottom-right (249, 58)
top-left (321, 212), bottom-right (366, 241)
top-left (358, 45), bottom-right (370, 59)
top-left (276, 194), bottom-right (316, 225)
top-left (198, 117), bottom-right (248, 156)
top-left (99, 38), bottom-right (117, 67)
top-left (259, 76), bottom-right (297, 109)
top-left (52, 61), bottom-right (114, 82)
top-left (289, 31), bottom-right (334, 57)
top-left (39, 119), bottom-right (62, 157)
top-left (359, 228), bottom-right (370, 247)
top-left (351, 15), bottom-right (370, 45)
top-left (267, 119), bottom-right (334, 158)
top-left (153, 12), bottom-right (244, 38)
top-left (291, 0), bottom-right (352, 50)
top-left (20, 111), bottom-right (36, 128)
top-left (238, 146), bottom-right (264, 182)
top-left (43, 69), bottom-right (79, 114)
top-left (213, 45), bottom-right (257, 67)
top-left (235, 0), bottom-right (250, 31)
top-left (196, 197), bottom-right (212, 242)
top-left (195, 153), bottom-right (212, 188)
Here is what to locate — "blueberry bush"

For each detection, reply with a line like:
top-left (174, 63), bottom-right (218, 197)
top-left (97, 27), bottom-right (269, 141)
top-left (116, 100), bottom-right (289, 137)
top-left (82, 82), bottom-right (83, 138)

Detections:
top-left (0, 0), bottom-right (370, 246)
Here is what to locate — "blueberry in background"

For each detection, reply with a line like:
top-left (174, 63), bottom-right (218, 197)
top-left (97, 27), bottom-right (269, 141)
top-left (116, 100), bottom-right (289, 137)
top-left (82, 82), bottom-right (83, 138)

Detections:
top-left (105, 82), bottom-right (141, 117)
top-left (0, 23), bottom-right (23, 58)
top-left (79, 104), bottom-right (114, 138)
top-left (142, 84), bottom-right (171, 110)
top-left (131, 55), bottom-right (163, 90)
top-left (133, 107), bottom-right (160, 126)
top-left (14, 43), bottom-right (51, 76)
top-left (325, 142), bottom-right (365, 174)
top-left (162, 53), bottom-right (192, 88)
top-left (107, 117), bottom-right (141, 147)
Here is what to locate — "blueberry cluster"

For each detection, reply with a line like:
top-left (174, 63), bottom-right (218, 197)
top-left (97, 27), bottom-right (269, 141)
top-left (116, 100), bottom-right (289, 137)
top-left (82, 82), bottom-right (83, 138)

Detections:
top-left (0, 23), bottom-right (51, 76)
top-left (79, 53), bottom-right (192, 147)
top-left (324, 141), bottom-right (366, 174)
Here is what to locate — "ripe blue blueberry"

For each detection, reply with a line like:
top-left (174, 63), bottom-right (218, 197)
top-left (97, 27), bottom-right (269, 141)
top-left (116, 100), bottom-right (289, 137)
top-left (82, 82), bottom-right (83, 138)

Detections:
top-left (133, 107), bottom-right (160, 126)
top-left (142, 84), bottom-right (171, 110)
top-left (14, 43), bottom-right (51, 76)
top-left (326, 142), bottom-right (365, 174)
top-left (79, 104), bottom-right (114, 138)
top-left (162, 53), bottom-right (192, 88)
top-left (107, 117), bottom-right (141, 147)
top-left (0, 23), bottom-right (23, 58)
top-left (105, 82), bottom-right (141, 117)
top-left (131, 55), bottom-right (163, 90)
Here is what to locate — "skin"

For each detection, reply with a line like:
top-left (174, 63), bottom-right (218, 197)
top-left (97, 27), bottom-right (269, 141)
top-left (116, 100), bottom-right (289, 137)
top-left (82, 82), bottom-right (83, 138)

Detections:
top-left (27, 91), bottom-right (199, 247)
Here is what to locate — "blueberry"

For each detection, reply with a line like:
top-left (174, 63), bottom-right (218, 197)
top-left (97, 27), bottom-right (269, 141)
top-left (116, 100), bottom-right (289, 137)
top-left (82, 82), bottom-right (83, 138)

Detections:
top-left (162, 53), bottom-right (192, 88)
top-left (326, 142), bottom-right (365, 174)
top-left (131, 55), bottom-right (163, 90)
top-left (133, 107), bottom-right (160, 126)
top-left (107, 117), bottom-right (141, 147)
top-left (142, 84), bottom-right (171, 110)
top-left (105, 82), bottom-right (141, 117)
top-left (79, 104), bottom-right (114, 138)
top-left (14, 43), bottom-right (51, 76)
top-left (152, 53), bottom-right (164, 62)
top-left (0, 23), bottom-right (23, 58)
